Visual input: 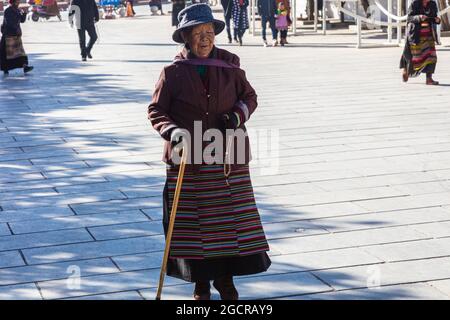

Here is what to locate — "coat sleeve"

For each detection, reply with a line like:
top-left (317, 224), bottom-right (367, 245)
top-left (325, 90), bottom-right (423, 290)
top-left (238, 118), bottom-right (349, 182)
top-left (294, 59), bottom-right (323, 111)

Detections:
top-left (20, 11), bottom-right (27, 23)
top-left (93, 0), bottom-right (99, 22)
top-left (407, 1), bottom-right (422, 24)
top-left (430, 2), bottom-right (439, 20)
top-left (148, 68), bottom-right (178, 141)
top-left (232, 69), bottom-right (257, 126)
top-left (4, 9), bottom-right (21, 36)
top-left (69, 0), bottom-right (80, 23)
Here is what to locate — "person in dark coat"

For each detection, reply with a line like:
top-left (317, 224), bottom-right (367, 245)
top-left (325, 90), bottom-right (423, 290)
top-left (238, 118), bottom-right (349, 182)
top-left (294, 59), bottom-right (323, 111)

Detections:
top-left (221, 0), bottom-right (234, 43)
top-left (171, 0), bottom-right (186, 27)
top-left (69, 0), bottom-right (99, 61)
top-left (400, 0), bottom-right (440, 85)
top-left (149, 0), bottom-right (164, 15)
top-left (0, 0), bottom-right (33, 75)
top-left (258, 0), bottom-right (278, 46)
top-left (231, 0), bottom-right (249, 45)
top-left (148, 4), bottom-right (271, 300)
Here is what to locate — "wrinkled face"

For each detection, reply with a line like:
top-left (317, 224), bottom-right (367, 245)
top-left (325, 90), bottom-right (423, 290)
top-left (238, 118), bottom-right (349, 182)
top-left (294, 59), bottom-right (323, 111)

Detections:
top-left (184, 23), bottom-right (215, 58)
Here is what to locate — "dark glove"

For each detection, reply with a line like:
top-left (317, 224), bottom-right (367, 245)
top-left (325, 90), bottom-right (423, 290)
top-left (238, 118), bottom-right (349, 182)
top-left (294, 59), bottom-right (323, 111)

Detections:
top-left (222, 112), bottom-right (240, 131)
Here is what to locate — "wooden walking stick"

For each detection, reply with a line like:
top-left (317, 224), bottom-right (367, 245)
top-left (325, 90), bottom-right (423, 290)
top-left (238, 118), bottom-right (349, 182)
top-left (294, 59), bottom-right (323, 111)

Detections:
top-left (156, 146), bottom-right (187, 300)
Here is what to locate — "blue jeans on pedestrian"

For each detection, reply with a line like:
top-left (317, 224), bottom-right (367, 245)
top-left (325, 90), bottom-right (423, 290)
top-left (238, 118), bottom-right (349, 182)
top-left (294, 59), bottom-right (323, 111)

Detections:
top-left (261, 15), bottom-right (277, 41)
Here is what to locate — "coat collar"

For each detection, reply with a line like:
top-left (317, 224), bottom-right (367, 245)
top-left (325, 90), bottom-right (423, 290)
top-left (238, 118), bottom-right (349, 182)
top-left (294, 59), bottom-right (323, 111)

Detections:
top-left (175, 45), bottom-right (218, 61)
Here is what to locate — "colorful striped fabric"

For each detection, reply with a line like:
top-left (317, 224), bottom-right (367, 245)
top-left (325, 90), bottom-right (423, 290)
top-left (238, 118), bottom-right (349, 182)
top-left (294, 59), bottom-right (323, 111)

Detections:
top-left (410, 23), bottom-right (437, 75)
top-left (166, 164), bottom-right (270, 259)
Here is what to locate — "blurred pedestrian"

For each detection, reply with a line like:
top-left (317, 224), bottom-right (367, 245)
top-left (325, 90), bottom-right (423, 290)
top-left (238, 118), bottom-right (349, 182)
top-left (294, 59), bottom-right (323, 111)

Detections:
top-left (127, 0), bottom-right (136, 16)
top-left (258, 0), bottom-right (277, 47)
top-left (171, 0), bottom-right (185, 27)
top-left (221, 0), bottom-right (234, 43)
top-left (400, 0), bottom-right (440, 85)
top-left (69, 0), bottom-right (99, 61)
top-left (0, 0), bottom-right (33, 75)
top-left (231, 0), bottom-right (249, 45)
top-left (275, 1), bottom-right (289, 46)
top-left (149, 0), bottom-right (164, 15)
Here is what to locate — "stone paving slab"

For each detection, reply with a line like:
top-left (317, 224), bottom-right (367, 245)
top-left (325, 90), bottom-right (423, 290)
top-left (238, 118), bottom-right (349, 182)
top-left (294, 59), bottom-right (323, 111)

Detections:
top-left (361, 238), bottom-right (450, 262)
top-left (0, 283), bottom-right (42, 300)
top-left (8, 211), bottom-right (150, 234)
top-left (0, 258), bottom-right (119, 286)
top-left (269, 225), bottom-right (432, 255)
top-left (88, 221), bottom-right (164, 241)
top-left (0, 251), bottom-right (25, 269)
top-left (0, 206), bottom-right (75, 224)
top-left (22, 235), bottom-right (165, 265)
top-left (64, 290), bottom-right (144, 300)
top-left (111, 252), bottom-right (163, 272)
top-left (0, 229), bottom-right (94, 252)
top-left (410, 221), bottom-right (450, 238)
top-left (37, 268), bottom-right (186, 299)
top-left (0, 223), bottom-right (11, 236)
top-left (312, 256), bottom-right (450, 291)
top-left (283, 283), bottom-right (450, 300)
top-left (428, 279), bottom-right (450, 297)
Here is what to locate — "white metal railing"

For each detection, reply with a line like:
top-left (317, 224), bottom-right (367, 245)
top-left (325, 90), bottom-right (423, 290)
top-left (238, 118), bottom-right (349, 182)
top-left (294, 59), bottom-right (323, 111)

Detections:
top-left (322, 0), bottom-right (450, 48)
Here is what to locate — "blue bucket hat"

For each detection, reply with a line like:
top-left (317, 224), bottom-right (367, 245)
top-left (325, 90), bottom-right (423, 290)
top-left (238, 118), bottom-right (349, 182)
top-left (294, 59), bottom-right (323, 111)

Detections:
top-left (172, 3), bottom-right (225, 44)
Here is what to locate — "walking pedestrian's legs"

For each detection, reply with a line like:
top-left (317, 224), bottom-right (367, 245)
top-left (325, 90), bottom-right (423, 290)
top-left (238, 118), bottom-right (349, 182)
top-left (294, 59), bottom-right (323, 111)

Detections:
top-left (261, 15), bottom-right (268, 42)
top-left (85, 24), bottom-right (98, 57)
top-left (225, 15), bottom-right (232, 43)
top-left (269, 16), bottom-right (278, 41)
top-left (77, 28), bottom-right (87, 58)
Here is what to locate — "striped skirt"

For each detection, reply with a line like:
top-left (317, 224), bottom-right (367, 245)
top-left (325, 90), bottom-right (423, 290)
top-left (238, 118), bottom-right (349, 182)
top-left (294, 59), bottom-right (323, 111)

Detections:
top-left (163, 164), bottom-right (271, 281)
top-left (409, 24), bottom-right (437, 76)
top-left (164, 164), bottom-right (270, 259)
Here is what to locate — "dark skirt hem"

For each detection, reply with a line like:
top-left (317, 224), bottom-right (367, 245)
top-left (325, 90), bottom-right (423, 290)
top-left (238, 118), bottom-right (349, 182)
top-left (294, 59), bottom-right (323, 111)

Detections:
top-left (166, 252), bottom-right (272, 282)
top-left (0, 36), bottom-right (28, 72)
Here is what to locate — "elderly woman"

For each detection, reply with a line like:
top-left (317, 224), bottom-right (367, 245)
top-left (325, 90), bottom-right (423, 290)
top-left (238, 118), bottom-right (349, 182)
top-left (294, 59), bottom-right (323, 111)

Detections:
top-left (400, 0), bottom-right (440, 85)
top-left (0, 0), bottom-right (33, 75)
top-left (148, 4), bottom-right (271, 300)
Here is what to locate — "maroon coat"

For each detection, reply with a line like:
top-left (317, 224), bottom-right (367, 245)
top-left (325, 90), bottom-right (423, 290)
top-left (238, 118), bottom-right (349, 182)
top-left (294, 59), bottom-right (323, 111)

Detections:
top-left (148, 46), bottom-right (258, 173)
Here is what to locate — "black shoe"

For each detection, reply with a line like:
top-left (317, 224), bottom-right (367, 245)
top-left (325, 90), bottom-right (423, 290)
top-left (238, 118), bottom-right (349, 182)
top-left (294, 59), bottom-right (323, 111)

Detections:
top-left (3, 71), bottom-right (9, 76)
top-left (87, 52), bottom-right (93, 59)
top-left (23, 66), bottom-right (34, 74)
top-left (213, 276), bottom-right (238, 300)
top-left (82, 56), bottom-right (87, 62)
top-left (193, 281), bottom-right (211, 300)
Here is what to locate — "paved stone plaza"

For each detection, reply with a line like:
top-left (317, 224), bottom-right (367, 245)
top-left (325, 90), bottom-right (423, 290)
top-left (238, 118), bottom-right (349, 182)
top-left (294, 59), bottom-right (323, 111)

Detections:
top-left (1, 4), bottom-right (450, 300)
